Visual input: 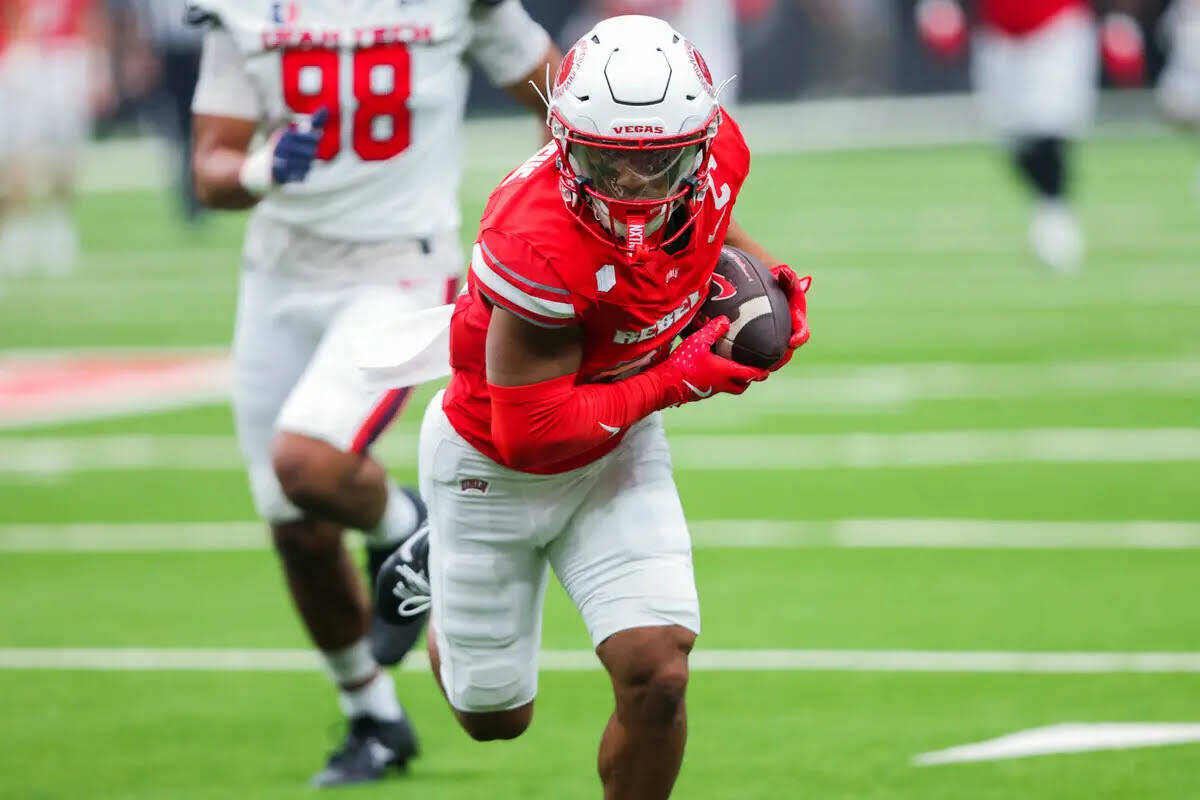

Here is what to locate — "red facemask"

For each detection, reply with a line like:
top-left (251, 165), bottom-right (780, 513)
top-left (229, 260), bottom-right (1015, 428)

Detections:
top-left (552, 110), bottom-right (719, 260)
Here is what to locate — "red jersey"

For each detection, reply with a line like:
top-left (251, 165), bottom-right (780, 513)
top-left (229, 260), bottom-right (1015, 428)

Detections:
top-left (978, 0), bottom-right (1088, 36)
top-left (443, 112), bottom-right (752, 473)
top-left (6, 0), bottom-right (92, 47)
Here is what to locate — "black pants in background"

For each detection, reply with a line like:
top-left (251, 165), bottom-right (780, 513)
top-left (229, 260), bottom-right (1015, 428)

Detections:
top-left (160, 44), bottom-right (203, 222)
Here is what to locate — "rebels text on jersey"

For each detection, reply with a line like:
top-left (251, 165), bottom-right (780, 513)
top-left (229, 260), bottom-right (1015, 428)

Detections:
top-left (442, 111), bottom-right (751, 473)
top-left (979, 0), bottom-right (1088, 36)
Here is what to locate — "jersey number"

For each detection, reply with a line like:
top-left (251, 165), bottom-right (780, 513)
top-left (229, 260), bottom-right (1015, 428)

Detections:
top-left (281, 45), bottom-right (412, 162)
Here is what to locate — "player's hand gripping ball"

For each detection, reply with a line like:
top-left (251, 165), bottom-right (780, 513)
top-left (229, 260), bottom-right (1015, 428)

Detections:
top-left (661, 316), bottom-right (769, 405)
top-left (768, 264), bottom-right (812, 371)
top-left (690, 247), bottom-right (806, 371)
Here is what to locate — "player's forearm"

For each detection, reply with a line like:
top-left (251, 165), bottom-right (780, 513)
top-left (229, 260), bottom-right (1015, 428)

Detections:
top-left (506, 44), bottom-right (562, 145)
top-left (724, 218), bottom-right (782, 269)
top-left (192, 114), bottom-right (263, 210)
top-left (192, 147), bottom-right (260, 210)
top-left (507, 44), bottom-right (561, 113)
top-left (489, 370), bottom-right (670, 471)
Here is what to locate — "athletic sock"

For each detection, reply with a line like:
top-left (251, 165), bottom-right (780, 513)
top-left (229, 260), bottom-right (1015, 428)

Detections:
top-left (323, 637), bottom-right (378, 688)
top-left (364, 482), bottom-right (420, 548)
top-left (339, 670), bottom-right (404, 722)
top-left (1014, 136), bottom-right (1067, 201)
top-left (323, 638), bottom-right (403, 721)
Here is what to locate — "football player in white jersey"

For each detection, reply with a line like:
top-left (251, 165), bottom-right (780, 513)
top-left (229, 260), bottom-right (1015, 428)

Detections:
top-left (187, 0), bottom-right (558, 787)
top-left (1158, 0), bottom-right (1200, 194)
top-left (1160, 0), bottom-right (1200, 125)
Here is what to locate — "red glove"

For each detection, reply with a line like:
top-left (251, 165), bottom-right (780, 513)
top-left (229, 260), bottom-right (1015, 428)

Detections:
top-left (1101, 13), bottom-right (1147, 88)
top-left (916, 0), bottom-right (968, 60)
top-left (487, 317), bottom-right (765, 471)
top-left (768, 265), bottom-right (811, 371)
top-left (657, 316), bottom-right (769, 406)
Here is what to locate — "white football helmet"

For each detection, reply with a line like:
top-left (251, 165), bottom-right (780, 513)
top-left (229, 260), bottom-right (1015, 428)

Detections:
top-left (547, 15), bottom-right (723, 258)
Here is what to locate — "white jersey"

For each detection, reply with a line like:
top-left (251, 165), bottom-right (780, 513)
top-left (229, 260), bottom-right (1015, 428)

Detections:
top-left (1159, 0), bottom-right (1200, 123)
top-left (189, 0), bottom-right (550, 241)
top-left (1164, 0), bottom-right (1200, 72)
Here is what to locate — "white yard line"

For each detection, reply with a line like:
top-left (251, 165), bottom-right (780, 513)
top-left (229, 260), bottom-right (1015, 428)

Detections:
top-left (13, 271), bottom-right (1200, 309)
top-left (0, 434), bottom-right (270, 474)
top-left (0, 522), bottom-right (268, 551)
top-left (1, 647), bottom-right (1198, 673)
top-left (5, 355), bottom-right (1197, 433)
top-left (665, 428), bottom-right (1200, 469)
top-left (671, 358), bottom-right (1200, 420)
top-left (4, 519), bottom-right (1199, 553)
top-left (914, 723), bottom-right (1200, 765)
top-left (3, 428), bottom-right (1200, 474)
top-left (691, 520), bottom-right (1200, 550)
top-left (2, 355), bottom-right (1198, 432)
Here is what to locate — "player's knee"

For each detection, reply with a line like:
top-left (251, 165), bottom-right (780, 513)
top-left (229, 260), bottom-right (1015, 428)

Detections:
top-left (271, 432), bottom-right (340, 509)
top-left (606, 627), bottom-right (694, 727)
top-left (458, 704), bottom-right (534, 742)
top-left (635, 659), bottom-right (690, 727)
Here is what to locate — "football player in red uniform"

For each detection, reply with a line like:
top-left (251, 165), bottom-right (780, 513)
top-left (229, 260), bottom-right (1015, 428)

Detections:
top-left (378, 14), bottom-right (809, 799)
top-left (917, 0), bottom-right (1147, 272)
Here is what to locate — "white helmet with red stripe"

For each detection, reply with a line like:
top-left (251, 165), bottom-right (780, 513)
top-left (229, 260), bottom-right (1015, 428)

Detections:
top-left (548, 15), bottom-right (722, 259)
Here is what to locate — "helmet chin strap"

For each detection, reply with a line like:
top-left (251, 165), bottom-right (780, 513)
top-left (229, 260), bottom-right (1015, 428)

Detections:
top-left (590, 198), bottom-right (669, 241)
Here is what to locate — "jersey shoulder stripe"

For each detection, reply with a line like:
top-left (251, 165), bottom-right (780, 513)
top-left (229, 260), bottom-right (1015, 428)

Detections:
top-left (480, 238), bottom-right (570, 301)
top-left (470, 243), bottom-right (575, 328)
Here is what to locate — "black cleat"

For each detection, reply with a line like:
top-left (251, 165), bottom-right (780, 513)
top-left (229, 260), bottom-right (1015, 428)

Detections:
top-left (367, 487), bottom-right (429, 666)
top-left (374, 522), bottom-right (430, 627)
top-left (311, 714), bottom-right (418, 788)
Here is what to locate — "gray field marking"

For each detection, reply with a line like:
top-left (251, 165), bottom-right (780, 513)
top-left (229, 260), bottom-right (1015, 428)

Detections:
top-left (2, 647), bottom-right (1199, 673)
top-left (3, 519), bottom-right (1199, 552)
top-left (3, 355), bottom-right (1199, 430)
top-left (11, 426), bottom-right (1200, 474)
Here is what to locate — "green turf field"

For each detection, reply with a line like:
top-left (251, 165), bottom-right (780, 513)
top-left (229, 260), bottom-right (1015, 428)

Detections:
top-left (2, 136), bottom-right (1200, 798)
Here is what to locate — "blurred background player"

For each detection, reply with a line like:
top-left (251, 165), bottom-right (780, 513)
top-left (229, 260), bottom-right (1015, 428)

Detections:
top-left (1159, 0), bottom-right (1200, 126)
top-left (917, 0), bottom-right (1147, 273)
top-left (0, 0), bottom-right (112, 278)
top-left (126, 0), bottom-right (205, 222)
top-left (1157, 0), bottom-right (1200, 192)
top-left (187, 0), bottom-right (558, 787)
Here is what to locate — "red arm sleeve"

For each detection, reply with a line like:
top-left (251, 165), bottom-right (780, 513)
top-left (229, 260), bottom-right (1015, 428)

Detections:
top-left (489, 371), bottom-right (672, 471)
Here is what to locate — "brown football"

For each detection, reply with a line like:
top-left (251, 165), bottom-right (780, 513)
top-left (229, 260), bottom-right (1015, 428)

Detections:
top-left (691, 246), bottom-right (791, 369)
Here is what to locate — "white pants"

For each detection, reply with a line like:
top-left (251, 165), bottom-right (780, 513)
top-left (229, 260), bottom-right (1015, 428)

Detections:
top-left (420, 393), bottom-right (699, 713)
top-left (972, 9), bottom-right (1097, 139)
top-left (1159, 0), bottom-right (1200, 123)
top-left (0, 45), bottom-right (89, 163)
top-left (233, 214), bottom-right (461, 522)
